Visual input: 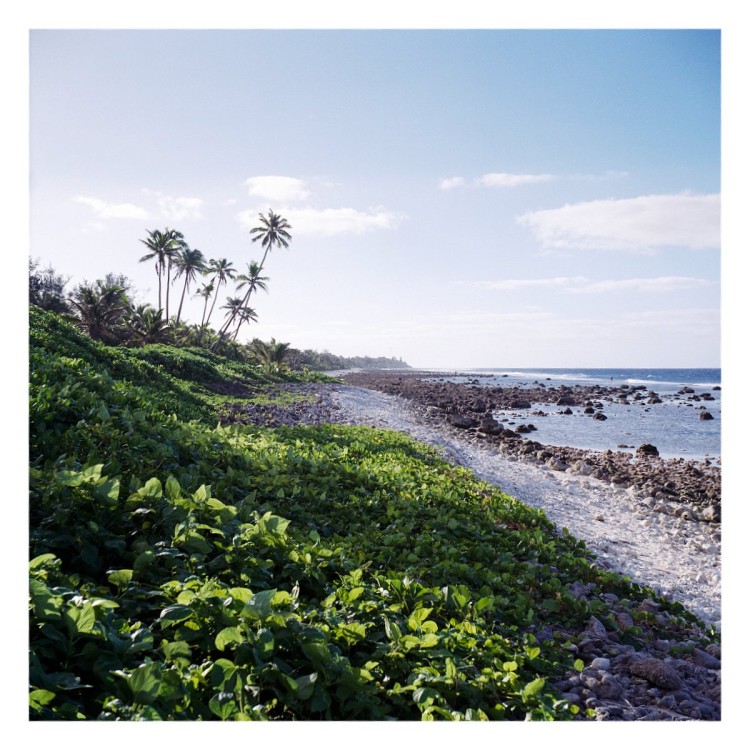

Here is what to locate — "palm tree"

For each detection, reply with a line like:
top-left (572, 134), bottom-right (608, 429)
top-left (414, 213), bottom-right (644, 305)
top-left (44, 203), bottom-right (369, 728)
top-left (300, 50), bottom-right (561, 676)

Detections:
top-left (204, 258), bottom-right (236, 327)
top-left (68, 280), bottom-right (129, 344)
top-left (138, 228), bottom-right (184, 316)
top-left (249, 209), bottom-right (292, 269)
top-left (251, 337), bottom-right (291, 372)
top-left (220, 297), bottom-right (249, 332)
top-left (218, 261), bottom-right (269, 341)
top-left (125, 303), bottom-right (170, 346)
top-left (172, 246), bottom-right (206, 325)
top-left (194, 281), bottom-right (215, 328)
top-left (231, 305), bottom-right (259, 340)
top-left (212, 210), bottom-right (291, 350)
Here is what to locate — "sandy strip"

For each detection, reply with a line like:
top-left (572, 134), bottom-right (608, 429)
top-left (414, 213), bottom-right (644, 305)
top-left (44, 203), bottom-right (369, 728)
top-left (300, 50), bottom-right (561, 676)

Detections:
top-left (326, 383), bottom-right (721, 629)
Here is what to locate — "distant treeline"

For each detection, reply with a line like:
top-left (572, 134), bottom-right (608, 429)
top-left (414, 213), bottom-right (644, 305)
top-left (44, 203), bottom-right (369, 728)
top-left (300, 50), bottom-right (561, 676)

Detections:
top-left (288, 349), bottom-right (410, 372)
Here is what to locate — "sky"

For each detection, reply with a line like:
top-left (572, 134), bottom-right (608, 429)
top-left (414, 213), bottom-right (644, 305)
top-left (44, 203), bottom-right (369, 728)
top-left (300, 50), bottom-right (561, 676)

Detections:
top-left (26, 22), bottom-right (725, 369)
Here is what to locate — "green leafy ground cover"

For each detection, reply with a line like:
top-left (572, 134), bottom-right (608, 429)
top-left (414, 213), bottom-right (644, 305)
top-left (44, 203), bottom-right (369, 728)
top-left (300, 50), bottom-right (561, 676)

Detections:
top-left (29, 308), bottom-right (711, 720)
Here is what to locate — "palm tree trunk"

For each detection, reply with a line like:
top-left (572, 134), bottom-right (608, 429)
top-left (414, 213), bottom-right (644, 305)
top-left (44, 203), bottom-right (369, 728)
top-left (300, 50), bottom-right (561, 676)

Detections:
top-left (156, 262), bottom-right (163, 313)
top-left (165, 261), bottom-right (172, 321)
top-left (176, 277), bottom-right (189, 325)
top-left (206, 282), bottom-right (222, 327)
top-left (201, 294), bottom-right (210, 327)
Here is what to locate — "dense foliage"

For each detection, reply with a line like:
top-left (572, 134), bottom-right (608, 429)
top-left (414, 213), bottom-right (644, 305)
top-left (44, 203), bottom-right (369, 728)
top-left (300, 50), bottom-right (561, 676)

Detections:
top-left (287, 349), bottom-right (410, 372)
top-left (29, 307), bottom-right (707, 721)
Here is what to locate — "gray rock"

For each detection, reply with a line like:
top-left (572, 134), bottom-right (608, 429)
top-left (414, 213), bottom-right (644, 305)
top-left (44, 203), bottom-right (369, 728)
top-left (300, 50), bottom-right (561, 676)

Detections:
top-left (630, 658), bottom-right (683, 690)
top-left (692, 648), bottom-right (721, 670)
top-left (587, 616), bottom-right (609, 640)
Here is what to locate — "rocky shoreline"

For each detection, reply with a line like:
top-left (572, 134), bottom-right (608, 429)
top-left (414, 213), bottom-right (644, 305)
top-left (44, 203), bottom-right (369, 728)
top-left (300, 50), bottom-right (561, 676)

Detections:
top-left (341, 370), bottom-right (722, 523)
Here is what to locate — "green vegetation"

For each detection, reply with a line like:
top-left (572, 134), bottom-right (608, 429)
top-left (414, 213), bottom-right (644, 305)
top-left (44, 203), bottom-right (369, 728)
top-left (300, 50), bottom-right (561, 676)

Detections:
top-left (29, 307), bottom-right (713, 720)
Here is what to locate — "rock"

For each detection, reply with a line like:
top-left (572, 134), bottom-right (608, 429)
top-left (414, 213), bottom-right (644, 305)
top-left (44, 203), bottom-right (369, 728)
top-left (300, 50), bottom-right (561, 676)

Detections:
top-left (629, 659), bottom-right (682, 690)
top-left (478, 416), bottom-right (502, 434)
top-left (692, 648), bottom-right (721, 670)
top-left (592, 412), bottom-right (607, 421)
top-left (699, 411), bottom-right (714, 420)
top-left (556, 395), bottom-right (576, 406)
top-left (448, 414), bottom-right (477, 429)
top-left (586, 616), bottom-right (609, 640)
top-left (636, 443), bottom-right (660, 457)
top-left (510, 400), bottom-right (532, 409)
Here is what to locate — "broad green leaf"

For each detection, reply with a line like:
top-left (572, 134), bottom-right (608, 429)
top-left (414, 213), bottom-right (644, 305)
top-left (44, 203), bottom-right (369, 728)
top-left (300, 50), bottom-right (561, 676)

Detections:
top-left (143, 477), bottom-right (162, 498)
top-left (383, 617), bottom-right (402, 643)
top-left (257, 512), bottom-right (290, 537)
top-left (401, 635), bottom-right (422, 650)
top-left (125, 662), bottom-right (163, 705)
top-left (97, 478), bottom-right (120, 505)
top-left (162, 640), bottom-right (191, 665)
top-left (215, 627), bottom-right (244, 651)
top-left (107, 569), bottom-right (133, 588)
top-left (339, 623), bottom-right (367, 643)
top-left (228, 587), bottom-right (254, 604)
top-left (180, 531), bottom-right (212, 555)
top-left (159, 604), bottom-right (193, 627)
top-left (29, 689), bottom-right (55, 710)
top-left (254, 628), bottom-right (274, 660)
top-left (63, 602), bottom-right (97, 635)
top-left (165, 476), bottom-right (181, 500)
top-left (445, 658), bottom-right (457, 680)
top-left (209, 691), bottom-right (238, 720)
top-left (193, 484), bottom-right (210, 502)
top-left (301, 641), bottom-right (330, 668)
top-left (521, 677), bottom-right (546, 701)
top-left (53, 469), bottom-right (84, 487)
top-left (345, 586), bottom-right (365, 603)
top-left (29, 579), bottom-right (61, 621)
top-left (81, 464), bottom-right (104, 481)
top-left (574, 659), bottom-right (585, 672)
top-left (242, 589), bottom-right (277, 620)
top-left (413, 686), bottom-right (439, 709)
top-left (407, 607), bottom-right (433, 631)
top-left (29, 553), bottom-right (57, 571)
top-left (296, 672), bottom-right (318, 701)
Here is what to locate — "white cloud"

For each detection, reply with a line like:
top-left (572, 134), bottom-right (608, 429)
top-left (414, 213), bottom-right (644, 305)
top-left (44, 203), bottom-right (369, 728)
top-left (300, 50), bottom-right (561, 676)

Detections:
top-left (518, 193), bottom-right (720, 251)
top-left (439, 172), bottom-right (556, 191)
top-left (478, 172), bottom-right (555, 188)
top-left (154, 194), bottom-right (204, 221)
top-left (73, 195), bottom-right (149, 220)
top-left (475, 277), bottom-right (586, 291)
top-left (475, 276), bottom-right (717, 294)
top-left (570, 277), bottom-right (717, 294)
top-left (439, 176), bottom-right (467, 190)
top-left (244, 176), bottom-right (311, 203)
top-left (237, 205), bottom-right (404, 237)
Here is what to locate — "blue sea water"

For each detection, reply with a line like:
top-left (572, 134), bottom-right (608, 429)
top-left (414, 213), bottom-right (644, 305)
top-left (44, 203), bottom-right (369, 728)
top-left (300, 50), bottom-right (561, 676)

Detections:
top-left (444, 368), bottom-right (721, 461)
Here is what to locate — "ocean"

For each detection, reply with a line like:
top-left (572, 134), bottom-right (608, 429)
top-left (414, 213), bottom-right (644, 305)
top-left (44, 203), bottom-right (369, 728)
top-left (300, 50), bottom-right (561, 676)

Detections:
top-left (444, 368), bottom-right (721, 461)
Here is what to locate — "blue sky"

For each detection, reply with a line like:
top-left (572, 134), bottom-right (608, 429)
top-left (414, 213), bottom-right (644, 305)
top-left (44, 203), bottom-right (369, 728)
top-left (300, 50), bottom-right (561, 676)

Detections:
top-left (27, 22), bottom-right (723, 368)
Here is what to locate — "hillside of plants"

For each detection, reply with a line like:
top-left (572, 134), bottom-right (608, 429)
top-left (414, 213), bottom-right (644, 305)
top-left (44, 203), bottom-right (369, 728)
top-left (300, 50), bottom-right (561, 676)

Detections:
top-left (28, 304), bottom-right (718, 721)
